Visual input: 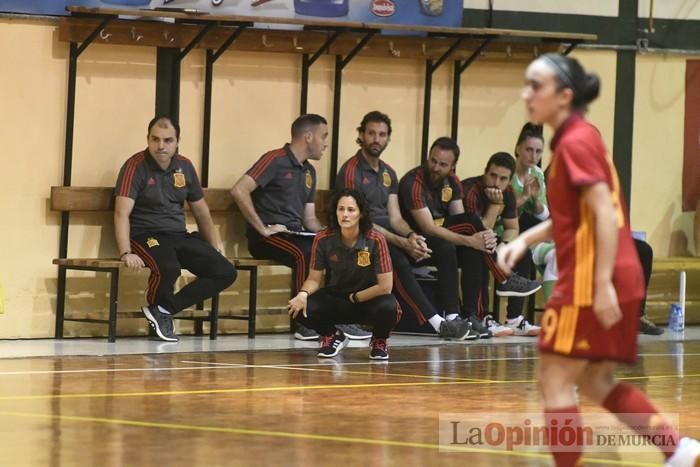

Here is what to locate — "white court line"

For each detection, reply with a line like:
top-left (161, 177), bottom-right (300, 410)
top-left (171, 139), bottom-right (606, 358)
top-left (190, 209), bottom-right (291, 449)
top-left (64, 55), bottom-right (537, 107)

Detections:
top-left (0, 352), bottom-right (693, 377)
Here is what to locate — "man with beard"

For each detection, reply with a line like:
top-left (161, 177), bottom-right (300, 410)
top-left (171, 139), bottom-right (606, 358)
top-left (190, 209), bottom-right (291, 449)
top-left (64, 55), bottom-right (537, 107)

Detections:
top-left (398, 137), bottom-right (540, 337)
top-left (114, 116), bottom-right (237, 342)
top-left (336, 111), bottom-right (475, 339)
top-left (231, 114), bottom-right (370, 340)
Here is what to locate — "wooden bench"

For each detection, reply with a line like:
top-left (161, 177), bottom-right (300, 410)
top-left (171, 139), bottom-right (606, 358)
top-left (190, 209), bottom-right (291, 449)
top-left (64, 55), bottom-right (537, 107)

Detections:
top-left (51, 186), bottom-right (331, 342)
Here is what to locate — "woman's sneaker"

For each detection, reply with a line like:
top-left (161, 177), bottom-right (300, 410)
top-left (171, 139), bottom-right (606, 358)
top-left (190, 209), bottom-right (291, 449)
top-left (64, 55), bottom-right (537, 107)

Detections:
top-left (317, 331), bottom-right (348, 358)
top-left (335, 324), bottom-right (371, 340)
top-left (505, 315), bottom-right (540, 336)
top-left (294, 324), bottom-right (320, 341)
top-left (369, 337), bottom-right (389, 360)
top-left (482, 314), bottom-right (514, 337)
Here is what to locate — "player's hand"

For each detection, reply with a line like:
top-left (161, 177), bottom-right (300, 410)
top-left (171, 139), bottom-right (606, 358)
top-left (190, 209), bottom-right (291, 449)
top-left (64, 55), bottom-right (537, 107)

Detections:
top-left (287, 293), bottom-right (308, 319)
top-left (122, 253), bottom-right (145, 270)
top-left (404, 234), bottom-right (432, 261)
top-left (263, 224), bottom-right (289, 237)
top-left (528, 177), bottom-right (541, 200)
top-left (497, 237), bottom-right (528, 275)
top-left (593, 280), bottom-right (622, 330)
top-left (469, 230), bottom-right (497, 252)
top-left (521, 174), bottom-right (533, 197)
top-left (485, 187), bottom-right (504, 204)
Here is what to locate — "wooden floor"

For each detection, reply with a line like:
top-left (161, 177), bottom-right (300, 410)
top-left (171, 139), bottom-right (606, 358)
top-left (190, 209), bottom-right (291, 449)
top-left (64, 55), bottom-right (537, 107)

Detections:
top-left (0, 339), bottom-right (698, 466)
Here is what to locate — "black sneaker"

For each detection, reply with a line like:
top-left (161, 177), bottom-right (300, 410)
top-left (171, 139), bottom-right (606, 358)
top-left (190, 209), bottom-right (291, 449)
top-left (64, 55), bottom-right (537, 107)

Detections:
top-left (467, 314), bottom-right (492, 338)
top-left (335, 324), bottom-right (371, 340)
top-left (294, 324), bottom-right (320, 341)
top-left (639, 316), bottom-right (664, 335)
top-left (439, 318), bottom-right (478, 340)
top-left (496, 273), bottom-right (542, 297)
top-left (141, 305), bottom-right (179, 342)
top-left (369, 337), bottom-right (389, 360)
top-left (317, 331), bottom-right (349, 358)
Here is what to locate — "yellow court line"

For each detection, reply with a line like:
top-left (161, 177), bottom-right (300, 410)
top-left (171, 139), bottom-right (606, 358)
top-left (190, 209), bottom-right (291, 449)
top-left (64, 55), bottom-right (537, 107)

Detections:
top-left (0, 379), bottom-right (532, 401)
top-left (0, 410), bottom-right (658, 467)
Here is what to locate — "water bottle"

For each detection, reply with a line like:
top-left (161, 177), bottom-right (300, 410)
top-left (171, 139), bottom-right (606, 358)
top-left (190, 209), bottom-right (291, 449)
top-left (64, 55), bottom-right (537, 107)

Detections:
top-left (668, 303), bottom-right (684, 332)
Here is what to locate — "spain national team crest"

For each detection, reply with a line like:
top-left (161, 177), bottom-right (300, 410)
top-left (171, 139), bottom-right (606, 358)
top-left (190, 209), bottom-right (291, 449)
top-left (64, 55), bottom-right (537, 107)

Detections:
top-left (304, 170), bottom-right (313, 189)
top-left (173, 171), bottom-right (186, 188)
top-left (441, 186), bottom-right (452, 203)
top-left (146, 237), bottom-right (160, 248)
top-left (357, 249), bottom-right (371, 267)
top-left (382, 171), bottom-right (391, 187)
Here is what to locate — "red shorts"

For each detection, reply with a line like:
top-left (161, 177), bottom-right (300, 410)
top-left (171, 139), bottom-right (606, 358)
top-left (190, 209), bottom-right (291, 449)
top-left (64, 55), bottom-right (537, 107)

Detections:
top-left (538, 300), bottom-right (640, 364)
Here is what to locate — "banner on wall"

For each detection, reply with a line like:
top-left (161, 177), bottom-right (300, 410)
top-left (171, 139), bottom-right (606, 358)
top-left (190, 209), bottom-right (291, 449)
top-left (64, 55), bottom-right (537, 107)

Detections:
top-left (683, 60), bottom-right (700, 212)
top-left (0, 0), bottom-right (463, 27)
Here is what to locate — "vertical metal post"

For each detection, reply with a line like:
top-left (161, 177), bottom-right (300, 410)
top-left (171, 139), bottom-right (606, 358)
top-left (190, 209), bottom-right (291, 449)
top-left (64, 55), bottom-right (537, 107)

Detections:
top-left (330, 54), bottom-right (343, 190)
top-left (451, 60), bottom-right (462, 141)
top-left (421, 60), bottom-right (433, 164)
top-left (202, 49), bottom-right (214, 187)
top-left (300, 54), bottom-right (310, 115)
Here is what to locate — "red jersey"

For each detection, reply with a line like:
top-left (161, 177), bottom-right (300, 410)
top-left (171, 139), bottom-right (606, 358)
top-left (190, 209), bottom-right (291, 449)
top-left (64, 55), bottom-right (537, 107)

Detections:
top-left (547, 114), bottom-right (644, 307)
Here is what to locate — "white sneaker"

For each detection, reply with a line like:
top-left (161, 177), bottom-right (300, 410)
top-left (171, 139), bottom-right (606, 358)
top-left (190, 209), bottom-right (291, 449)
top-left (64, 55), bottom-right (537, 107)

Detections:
top-left (482, 314), bottom-right (514, 337)
top-left (665, 437), bottom-right (700, 467)
top-left (506, 315), bottom-right (541, 336)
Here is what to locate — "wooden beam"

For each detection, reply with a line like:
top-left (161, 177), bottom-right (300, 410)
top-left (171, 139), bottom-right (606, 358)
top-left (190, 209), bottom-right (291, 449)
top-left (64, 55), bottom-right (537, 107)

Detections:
top-left (58, 19), bottom-right (565, 61)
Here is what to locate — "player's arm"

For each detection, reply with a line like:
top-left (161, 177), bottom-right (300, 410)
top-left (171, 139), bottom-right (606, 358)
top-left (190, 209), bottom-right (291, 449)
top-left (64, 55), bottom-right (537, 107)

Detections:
top-left (230, 174), bottom-right (285, 237)
top-left (114, 196), bottom-right (145, 269)
top-left (189, 198), bottom-right (222, 250)
top-left (303, 203), bottom-right (323, 232)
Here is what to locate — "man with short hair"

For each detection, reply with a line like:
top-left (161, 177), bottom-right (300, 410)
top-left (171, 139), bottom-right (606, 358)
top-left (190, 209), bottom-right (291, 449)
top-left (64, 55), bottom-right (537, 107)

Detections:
top-left (231, 114), bottom-right (370, 340)
top-left (399, 137), bottom-right (539, 338)
top-left (336, 111), bottom-right (475, 340)
top-left (462, 152), bottom-right (541, 337)
top-left (115, 117), bottom-right (237, 342)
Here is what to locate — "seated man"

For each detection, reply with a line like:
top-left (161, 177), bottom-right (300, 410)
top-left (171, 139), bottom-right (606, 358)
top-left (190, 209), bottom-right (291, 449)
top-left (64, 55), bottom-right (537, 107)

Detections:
top-left (288, 189), bottom-right (401, 360)
top-left (462, 152), bottom-right (542, 337)
top-left (336, 111), bottom-right (475, 340)
top-left (231, 114), bottom-right (370, 341)
top-left (114, 116), bottom-right (237, 342)
top-left (398, 137), bottom-right (540, 338)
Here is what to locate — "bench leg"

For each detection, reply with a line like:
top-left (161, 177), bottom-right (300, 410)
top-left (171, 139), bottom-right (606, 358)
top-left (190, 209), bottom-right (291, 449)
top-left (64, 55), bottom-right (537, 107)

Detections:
top-left (194, 301), bottom-right (204, 336)
top-left (210, 294), bottom-right (219, 340)
top-left (107, 268), bottom-right (119, 343)
top-left (248, 266), bottom-right (257, 339)
top-left (55, 265), bottom-right (67, 339)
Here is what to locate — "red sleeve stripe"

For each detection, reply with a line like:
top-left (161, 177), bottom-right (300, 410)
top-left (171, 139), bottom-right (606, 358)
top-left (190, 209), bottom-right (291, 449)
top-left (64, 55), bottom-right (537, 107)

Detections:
top-left (310, 230), bottom-right (333, 270)
top-left (466, 185), bottom-right (480, 213)
top-left (368, 230), bottom-right (392, 272)
top-left (344, 156), bottom-right (359, 189)
top-left (247, 148), bottom-right (286, 180)
top-left (411, 170), bottom-right (425, 209)
top-left (118, 152), bottom-right (145, 197)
